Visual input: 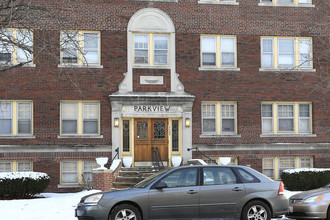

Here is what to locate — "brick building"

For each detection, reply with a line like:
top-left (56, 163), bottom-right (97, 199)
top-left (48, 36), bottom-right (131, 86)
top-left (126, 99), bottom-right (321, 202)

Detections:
top-left (0, 0), bottom-right (329, 191)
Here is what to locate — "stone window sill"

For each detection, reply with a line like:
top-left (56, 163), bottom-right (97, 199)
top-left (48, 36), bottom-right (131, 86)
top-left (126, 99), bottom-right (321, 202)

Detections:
top-left (58, 64), bottom-right (103, 69)
top-left (0, 135), bottom-right (36, 139)
top-left (199, 67), bottom-right (240, 71)
top-left (258, 2), bottom-right (315, 7)
top-left (58, 135), bottom-right (104, 139)
top-left (260, 133), bottom-right (317, 138)
top-left (259, 68), bottom-right (316, 72)
top-left (198, 1), bottom-right (239, 5)
top-left (58, 184), bottom-right (81, 189)
top-left (200, 134), bottom-right (242, 138)
top-left (131, 0), bottom-right (178, 2)
top-left (133, 64), bottom-right (171, 69)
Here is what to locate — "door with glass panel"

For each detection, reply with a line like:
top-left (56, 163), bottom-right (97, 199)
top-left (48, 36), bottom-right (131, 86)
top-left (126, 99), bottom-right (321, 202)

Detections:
top-left (134, 118), bottom-right (168, 162)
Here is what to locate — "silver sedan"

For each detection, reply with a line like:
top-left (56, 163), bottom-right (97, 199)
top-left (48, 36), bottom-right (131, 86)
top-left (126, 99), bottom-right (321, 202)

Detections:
top-left (75, 165), bottom-right (288, 220)
top-left (287, 183), bottom-right (330, 220)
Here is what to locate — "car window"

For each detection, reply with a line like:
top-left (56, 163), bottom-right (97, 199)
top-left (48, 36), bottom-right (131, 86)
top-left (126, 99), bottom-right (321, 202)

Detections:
top-left (203, 167), bottom-right (237, 185)
top-left (160, 168), bottom-right (198, 188)
top-left (236, 168), bottom-right (260, 183)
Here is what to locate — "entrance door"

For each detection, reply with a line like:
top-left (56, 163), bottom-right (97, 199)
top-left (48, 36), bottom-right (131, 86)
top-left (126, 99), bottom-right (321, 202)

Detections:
top-left (134, 118), bottom-right (168, 162)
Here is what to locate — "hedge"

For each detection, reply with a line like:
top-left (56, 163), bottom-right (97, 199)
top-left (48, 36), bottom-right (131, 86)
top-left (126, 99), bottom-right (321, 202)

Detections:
top-left (0, 172), bottom-right (50, 199)
top-left (281, 168), bottom-right (330, 191)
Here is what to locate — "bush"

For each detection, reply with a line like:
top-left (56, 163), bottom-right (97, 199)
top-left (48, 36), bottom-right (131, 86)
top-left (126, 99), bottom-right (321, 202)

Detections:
top-left (281, 168), bottom-right (330, 191)
top-left (0, 172), bottom-right (50, 199)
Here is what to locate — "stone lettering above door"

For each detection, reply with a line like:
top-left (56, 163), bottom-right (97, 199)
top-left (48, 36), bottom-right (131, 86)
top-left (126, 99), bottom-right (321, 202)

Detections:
top-left (122, 105), bottom-right (183, 117)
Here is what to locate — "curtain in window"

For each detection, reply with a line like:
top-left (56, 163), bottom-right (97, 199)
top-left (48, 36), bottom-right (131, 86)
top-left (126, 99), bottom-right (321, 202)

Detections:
top-left (278, 39), bottom-right (294, 67)
top-left (221, 38), bottom-right (235, 66)
top-left (0, 102), bottom-right (12, 134)
top-left (83, 103), bottom-right (99, 134)
top-left (202, 37), bottom-right (216, 66)
top-left (62, 103), bottom-right (78, 134)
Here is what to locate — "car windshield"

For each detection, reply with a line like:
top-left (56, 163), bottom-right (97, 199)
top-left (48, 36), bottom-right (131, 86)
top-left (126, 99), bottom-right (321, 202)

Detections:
top-left (134, 168), bottom-right (171, 188)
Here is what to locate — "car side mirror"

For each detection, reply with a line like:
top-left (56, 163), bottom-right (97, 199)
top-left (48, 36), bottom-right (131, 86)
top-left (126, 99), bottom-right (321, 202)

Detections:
top-left (155, 182), bottom-right (168, 189)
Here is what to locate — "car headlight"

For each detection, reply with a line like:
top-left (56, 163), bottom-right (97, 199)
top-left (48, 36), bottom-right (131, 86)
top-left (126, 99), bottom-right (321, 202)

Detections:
top-left (84, 193), bottom-right (103, 205)
top-left (304, 195), bottom-right (324, 203)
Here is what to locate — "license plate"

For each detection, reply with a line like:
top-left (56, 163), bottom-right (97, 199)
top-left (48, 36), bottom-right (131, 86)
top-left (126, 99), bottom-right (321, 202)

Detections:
top-left (288, 206), bottom-right (293, 213)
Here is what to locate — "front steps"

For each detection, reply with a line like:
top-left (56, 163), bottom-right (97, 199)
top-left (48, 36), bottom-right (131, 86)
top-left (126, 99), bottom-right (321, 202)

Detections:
top-left (113, 167), bottom-right (158, 188)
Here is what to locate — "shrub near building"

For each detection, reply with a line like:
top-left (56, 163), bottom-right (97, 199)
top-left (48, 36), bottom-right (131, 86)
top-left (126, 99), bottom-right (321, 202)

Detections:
top-left (281, 168), bottom-right (330, 191)
top-left (0, 172), bottom-right (50, 199)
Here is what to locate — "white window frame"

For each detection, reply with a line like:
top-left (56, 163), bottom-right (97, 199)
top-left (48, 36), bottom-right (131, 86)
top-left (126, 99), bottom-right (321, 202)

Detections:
top-left (261, 104), bottom-right (274, 134)
top-left (17, 161), bottom-right (32, 172)
top-left (0, 102), bottom-right (13, 135)
top-left (17, 102), bottom-right (32, 135)
top-left (201, 36), bottom-right (217, 67)
top-left (300, 157), bottom-right (313, 168)
top-left (262, 158), bottom-right (275, 179)
top-left (277, 104), bottom-right (295, 133)
top-left (198, 0), bottom-right (239, 5)
top-left (0, 161), bottom-right (12, 172)
top-left (220, 103), bottom-right (236, 135)
top-left (60, 31), bottom-right (101, 66)
top-left (61, 102), bottom-right (79, 135)
top-left (201, 103), bottom-right (217, 135)
top-left (278, 38), bottom-right (295, 68)
top-left (82, 102), bottom-right (99, 135)
top-left (153, 34), bottom-right (169, 65)
top-left (298, 103), bottom-right (311, 133)
top-left (279, 157), bottom-right (296, 177)
top-left (61, 160), bottom-right (79, 184)
top-left (259, 0), bottom-right (313, 6)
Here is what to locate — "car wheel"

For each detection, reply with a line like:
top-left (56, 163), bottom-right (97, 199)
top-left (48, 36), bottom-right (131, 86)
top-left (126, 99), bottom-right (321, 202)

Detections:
top-left (110, 204), bottom-right (141, 220)
top-left (241, 200), bottom-right (271, 220)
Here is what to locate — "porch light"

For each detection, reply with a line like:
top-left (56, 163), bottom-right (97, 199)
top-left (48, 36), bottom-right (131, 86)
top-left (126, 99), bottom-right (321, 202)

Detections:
top-left (114, 118), bottom-right (119, 128)
top-left (185, 118), bottom-right (190, 127)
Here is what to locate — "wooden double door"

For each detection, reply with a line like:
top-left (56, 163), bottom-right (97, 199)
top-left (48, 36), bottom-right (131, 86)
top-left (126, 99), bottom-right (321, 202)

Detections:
top-left (134, 118), bottom-right (168, 162)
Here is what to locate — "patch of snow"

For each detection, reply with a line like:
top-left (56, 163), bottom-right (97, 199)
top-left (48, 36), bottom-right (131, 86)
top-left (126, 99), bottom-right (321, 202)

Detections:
top-left (0, 172), bottom-right (49, 180)
top-left (110, 159), bottom-right (121, 171)
top-left (283, 168), bottom-right (330, 174)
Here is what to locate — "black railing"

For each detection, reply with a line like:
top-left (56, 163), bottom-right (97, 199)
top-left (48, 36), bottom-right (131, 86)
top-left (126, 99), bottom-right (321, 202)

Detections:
top-left (187, 147), bottom-right (218, 165)
top-left (152, 147), bottom-right (164, 171)
top-left (105, 147), bottom-right (119, 169)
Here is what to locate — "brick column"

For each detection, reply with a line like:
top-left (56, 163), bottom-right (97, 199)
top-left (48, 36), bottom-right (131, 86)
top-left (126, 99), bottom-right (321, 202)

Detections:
top-left (92, 163), bottom-right (121, 191)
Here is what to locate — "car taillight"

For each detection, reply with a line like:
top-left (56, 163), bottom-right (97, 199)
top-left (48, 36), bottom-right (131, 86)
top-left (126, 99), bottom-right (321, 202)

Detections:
top-left (278, 182), bottom-right (284, 195)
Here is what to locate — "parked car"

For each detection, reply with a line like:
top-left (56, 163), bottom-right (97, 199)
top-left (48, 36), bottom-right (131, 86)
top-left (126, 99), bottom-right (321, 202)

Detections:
top-left (287, 183), bottom-right (330, 220)
top-left (75, 165), bottom-right (288, 220)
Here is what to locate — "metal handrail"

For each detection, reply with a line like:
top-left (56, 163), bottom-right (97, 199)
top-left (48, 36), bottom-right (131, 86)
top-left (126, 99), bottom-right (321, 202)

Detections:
top-left (187, 147), bottom-right (218, 165)
top-left (105, 147), bottom-right (119, 169)
top-left (152, 147), bottom-right (164, 170)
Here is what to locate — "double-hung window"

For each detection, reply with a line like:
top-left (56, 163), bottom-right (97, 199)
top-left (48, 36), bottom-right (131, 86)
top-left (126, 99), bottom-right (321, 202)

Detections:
top-left (61, 159), bottom-right (99, 185)
top-left (0, 160), bottom-right (32, 172)
top-left (61, 31), bottom-right (100, 66)
top-left (261, 37), bottom-right (313, 70)
top-left (0, 101), bottom-right (33, 136)
top-left (201, 102), bottom-right (238, 136)
top-left (259, 0), bottom-right (313, 6)
top-left (133, 33), bottom-right (169, 66)
top-left (60, 101), bottom-right (100, 136)
top-left (0, 29), bottom-right (33, 65)
top-left (201, 35), bottom-right (238, 70)
top-left (261, 102), bottom-right (312, 135)
top-left (198, 0), bottom-right (239, 5)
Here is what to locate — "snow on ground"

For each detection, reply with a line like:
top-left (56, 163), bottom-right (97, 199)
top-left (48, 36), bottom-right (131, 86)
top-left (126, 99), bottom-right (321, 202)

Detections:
top-left (0, 189), bottom-right (298, 220)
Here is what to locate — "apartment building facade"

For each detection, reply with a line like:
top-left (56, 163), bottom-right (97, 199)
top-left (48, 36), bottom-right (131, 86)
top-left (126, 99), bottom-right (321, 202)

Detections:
top-left (0, 0), bottom-right (328, 191)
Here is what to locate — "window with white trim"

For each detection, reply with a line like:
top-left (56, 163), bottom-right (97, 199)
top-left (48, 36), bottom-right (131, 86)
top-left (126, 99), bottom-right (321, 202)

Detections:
top-left (261, 37), bottom-right (313, 70)
top-left (201, 35), bottom-right (237, 69)
top-left (279, 157), bottom-right (295, 176)
top-left (300, 157), bottom-right (313, 168)
top-left (0, 160), bottom-right (32, 172)
top-left (201, 102), bottom-right (237, 136)
top-left (259, 0), bottom-right (313, 6)
top-left (262, 158), bottom-right (275, 179)
top-left (0, 161), bottom-right (12, 172)
top-left (17, 161), bottom-right (32, 172)
top-left (61, 159), bottom-right (99, 185)
top-left (0, 101), bottom-right (33, 136)
top-left (261, 102), bottom-right (312, 135)
top-left (198, 0), bottom-right (239, 5)
top-left (133, 33), bottom-right (169, 66)
top-left (60, 101), bottom-right (100, 136)
top-left (0, 29), bottom-right (33, 65)
top-left (61, 31), bottom-right (100, 66)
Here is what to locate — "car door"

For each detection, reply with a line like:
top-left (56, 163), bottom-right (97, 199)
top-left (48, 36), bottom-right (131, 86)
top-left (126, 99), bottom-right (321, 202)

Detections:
top-left (199, 167), bottom-right (246, 219)
top-left (148, 167), bottom-right (200, 219)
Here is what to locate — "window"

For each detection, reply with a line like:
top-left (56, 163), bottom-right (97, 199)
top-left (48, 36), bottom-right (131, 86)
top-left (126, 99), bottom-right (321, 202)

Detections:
top-left (0, 29), bottom-right (33, 65)
top-left (261, 102), bottom-right (312, 135)
top-left (300, 157), bottom-right (312, 168)
top-left (201, 102), bottom-right (237, 136)
top-left (201, 35), bottom-right (238, 69)
top-left (262, 158), bottom-right (274, 179)
top-left (203, 167), bottom-right (237, 185)
top-left (259, 0), bottom-right (313, 6)
top-left (0, 160), bottom-right (32, 172)
top-left (160, 168), bottom-right (198, 188)
top-left (133, 33), bottom-right (169, 66)
top-left (198, 0), bottom-right (239, 5)
top-left (0, 101), bottom-right (33, 136)
top-left (279, 157), bottom-right (295, 177)
top-left (61, 160), bottom-right (99, 185)
top-left (261, 37), bottom-right (313, 70)
top-left (60, 101), bottom-right (100, 136)
top-left (61, 31), bottom-right (100, 66)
